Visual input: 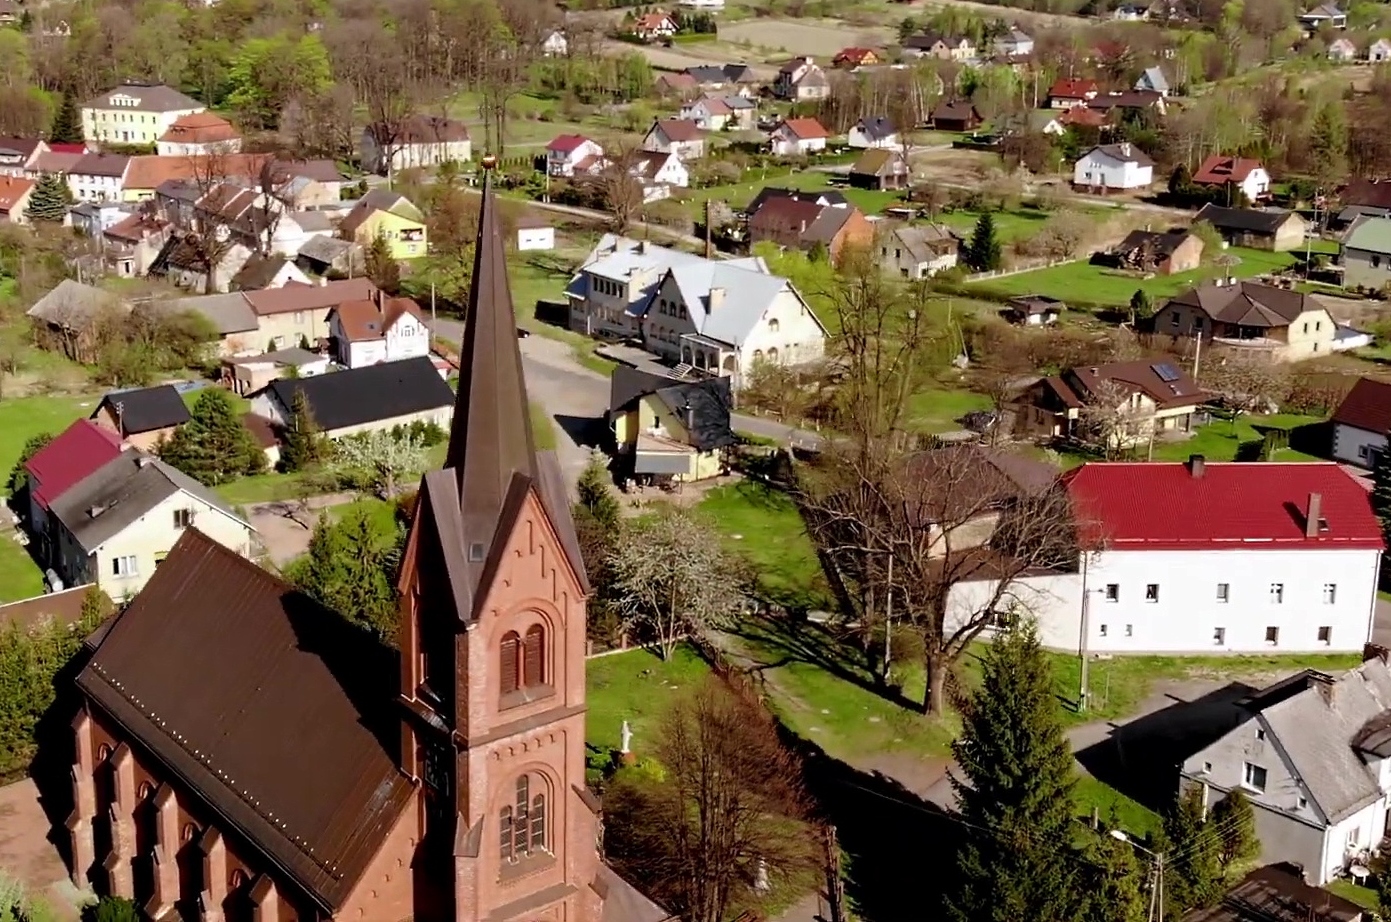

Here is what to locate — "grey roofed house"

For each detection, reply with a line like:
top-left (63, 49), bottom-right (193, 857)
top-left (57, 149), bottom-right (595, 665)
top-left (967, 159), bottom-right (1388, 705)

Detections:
top-left (50, 452), bottom-right (247, 554)
top-left (157, 292), bottom-right (259, 336)
top-left (259, 356), bottom-right (453, 433)
top-left (289, 210), bottom-right (336, 233)
top-left (1089, 142), bottom-right (1155, 166)
top-left (1135, 65), bottom-right (1170, 95)
top-left (608, 366), bottom-right (736, 453)
top-left (1165, 280), bottom-right (1320, 327)
top-left (295, 235), bottom-right (357, 269)
top-left (664, 259), bottom-right (820, 348)
top-left (27, 279), bottom-right (128, 328)
top-left (683, 63), bottom-right (756, 85)
top-left (1194, 202), bottom-right (1299, 235)
top-left (853, 116), bottom-right (897, 142)
top-left (888, 223), bottom-right (961, 262)
top-left (83, 82), bottom-right (204, 112)
top-left (29, 151), bottom-right (82, 175)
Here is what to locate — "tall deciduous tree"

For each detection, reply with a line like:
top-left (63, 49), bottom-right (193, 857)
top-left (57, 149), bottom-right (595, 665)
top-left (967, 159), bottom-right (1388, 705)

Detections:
top-left (607, 507), bottom-right (741, 659)
top-left (603, 678), bottom-right (815, 922)
top-left (157, 389), bottom-right (266, 485)
top-left (279, 389), bottom-right (325, 473)
top-left (49, 91), bottom-right (82, 143)
top-left (944, 620), bottom-right (1082, 922)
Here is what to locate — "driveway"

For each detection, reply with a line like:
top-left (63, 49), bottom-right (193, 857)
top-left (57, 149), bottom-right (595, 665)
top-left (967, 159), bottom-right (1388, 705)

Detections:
top-left (0, 779), bottom-right (86, 919)
top-left (1374, 595), bottom-right (1391, 649)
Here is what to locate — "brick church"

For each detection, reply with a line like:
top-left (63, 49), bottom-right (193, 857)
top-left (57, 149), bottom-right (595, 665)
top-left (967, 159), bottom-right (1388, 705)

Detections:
top-left (62, 167), bottom-right (670, 922)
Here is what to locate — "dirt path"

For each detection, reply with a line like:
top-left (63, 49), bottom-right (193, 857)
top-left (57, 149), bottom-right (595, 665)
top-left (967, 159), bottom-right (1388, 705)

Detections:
top-left (0, 779), bottom-right (86, 920)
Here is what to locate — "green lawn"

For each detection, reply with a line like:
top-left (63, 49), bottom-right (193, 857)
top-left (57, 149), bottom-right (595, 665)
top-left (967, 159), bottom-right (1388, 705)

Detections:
top-left (936, 207), bottom-right (1098, 244)
top-left (683, 167), bottom-right (904, 217)
top-left (1147, 413), bottom-right (1324, 463)
top-left (905, 387), bottom-right (993, 434)
top-left (509, 252), bottom-right (617, 376)
top-left (971, 247), bottom-right (1301, 307)
top-left (1074, 774), bottom-right (1161, 837)
top-left (0, 394), bottom-right (101, 497)
top-left (0, 536), bottom-right (45, 603)
top-left (584, 644), bottom-right (713, 775)
top-left (1326, 879), bottom-right (1379, 913)
top-left (698, 480), bottom-right (832, 611)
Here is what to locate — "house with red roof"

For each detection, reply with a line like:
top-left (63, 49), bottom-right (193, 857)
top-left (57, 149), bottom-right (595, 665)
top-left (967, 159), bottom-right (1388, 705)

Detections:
top-left (832, 47), bottom-right (881, 68)
top-left (1047, 77), bottom-right (1100, 108)
top-left (1192, 154), bottom-right (1272, 203)
top-left (545, 134), bottom-right (605, 177)
top-left (630, 9), bottom-right (677, 40)
top-left (949, 458), bottom-right (1384, 655)
top-left (1331, 376), bottom-right (1391, 467)
top-left (768, 118), bottom-right (830, 157)
top-left (22, 419), bottom-right (125, 560)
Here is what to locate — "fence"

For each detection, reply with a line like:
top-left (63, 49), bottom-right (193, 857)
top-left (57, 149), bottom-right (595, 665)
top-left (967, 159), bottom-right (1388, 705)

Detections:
top-left (963, 256), bottom-right (1082, 284)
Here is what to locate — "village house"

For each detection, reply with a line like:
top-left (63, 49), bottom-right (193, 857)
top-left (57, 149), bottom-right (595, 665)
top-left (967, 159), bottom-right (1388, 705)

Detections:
top-left (1072, 143), bottom-right (1155, 191)
top-left (326, 294), bottom-right (431, 368)
top-left (1299, 1), bottom-right (1347, 31)
top-left (1369, 37), bottom-right (1391, 62)
top-left (849, 148), bottom-right (909, 190)
top-left (64, 174), bottom-right (667, 922)
top-left (929, 100), bottom-right (984, 132)
top-left (339, 188), bottom-right (427, 259)
top-left (1328, 36), bottom-right (1358, 61)
top-left (157, 291), bottom-right (261, 356)
top-left (242, 277), bottom-right (379, 349)
top-left (1002, 295), bottom-right (1065, 326)
top-left (607, 366), bottom-right (735, 484)
top-left (682, 63), bottom-right (759, 92)
top-left (1085, 90), bottom-right (1167, 118)
top-left (748, 198), bottom-right (874, 264)
top-left (48, 450), bottom-right (256, 596)
top-left (222, 347), bottom-right (330, 397)
top-left (848, 116), bottom-right (899, 149)
top-left (27, 280), bottom-right (130, 363)
top-left (878, 223), bottom-right (960, 278)
top-left (1155, 280), bottom-right (1342, 361)
top-left (0, 175), bottom-right (35, 223)
top-left (361, 115), bottom-right (472, 175)
top-left (1337, 179), bottom-right (1391, 225)
top-left (773, 57), bottom-right (831, 101)
top-left (1193, 155), bottom-right (1272, 203)
top-left (1011, 359), bottom-right (1204, 445)
top-left (250, 355), bottom-right (453, 439)
top-left (81, 82), bottom-right (206, 146)
top-left (902, 33), bottom-right (977, 60)
top-left (1331, 376), bottom-right (1391, 468)
top-left (546, 134), bottom-right (605, 177)
top-left (744, 187), bottom-right (848, 215)
top-left (1134, 65), bottom-right (1171, 95)
top-left (767, 117), bottom-right (830, 156)
top-left (516, 215), bottom-right (555, 252)
top-left (1193, 203), bottom-right (1309, 251)
top-left (1180, 656), bottom-right (1391, 886)
top-left (631, 9), bottom-right (678, 40)
top-left (643, 119), bottom-right (706, 160)
top-left (1107, 228), bottom-right (1204, 275)
top-left (230, 254), bottom-right (313, 292)
top-left (68, 153), bottom-right (130, 203)
top-left (678, 96), bottom-right (755, 131)
top-left (627, 150), bottom-right (690, 199)
top-left (1341, 215), bottom-right (1391, 290)
top-left (155, 112), bottom-right (241, 156)
top-left (70, 201), bottom-right (135, 237)
top-left (21, 419), bottom-right (126, 566)
top-left (1047, 77), bottom-right (1100, 108)
top-left (0, 138), bottom-right (50, 177)
top-left (148, 234), bottom-right (253, 294)
top-left (541, 29), bottom-right (568, 56)
top-left (994, 27), bottom-right (1034, 57)
top-left (1058, 106), bottom-right (1107, 130)
top-left (832, 47), bottom-right (881, 68)
top-left (566, 235), bottom-right (827, 385)
top-left (91, 384), bottom-right (192, 451)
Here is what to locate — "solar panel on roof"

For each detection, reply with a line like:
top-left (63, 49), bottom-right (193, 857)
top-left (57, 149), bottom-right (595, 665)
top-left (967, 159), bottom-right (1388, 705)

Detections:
top-left (1153, 362), bottom-right (1181, 382)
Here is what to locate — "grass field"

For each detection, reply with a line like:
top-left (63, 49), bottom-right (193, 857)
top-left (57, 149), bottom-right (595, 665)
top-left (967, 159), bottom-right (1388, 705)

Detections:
top-left (1148, 413), bottom-right (1324, 463)
top-left (683, 167), bottom-right (903, 217)
top-left (0, 394), bottom-right (101, 498)
top-left (935, 206), bottom-right (1111, 245)
top-left (0, 538), bottom-right (45, 603)
top-left (970, 247), bottom-right (1301, 306)
top-left (699, 480), bottom-right (832, 610)
top-left (905, 386), bottom-right (993, 434)
top-left (585, 643), bottom-right (713, 774)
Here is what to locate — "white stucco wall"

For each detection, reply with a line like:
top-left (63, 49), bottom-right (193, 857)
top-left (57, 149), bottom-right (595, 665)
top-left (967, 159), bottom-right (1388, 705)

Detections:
top-left (1332, 423), bottom-right (1385, 468)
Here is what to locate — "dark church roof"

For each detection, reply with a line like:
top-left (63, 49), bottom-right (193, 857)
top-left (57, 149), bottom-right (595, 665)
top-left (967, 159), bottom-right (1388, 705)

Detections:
top-left (76, 529), bottom-right (414, 912)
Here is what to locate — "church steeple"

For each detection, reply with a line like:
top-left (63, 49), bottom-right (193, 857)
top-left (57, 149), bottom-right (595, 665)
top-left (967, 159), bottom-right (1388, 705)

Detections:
top-left (443, 160), bottom-right (541, 560)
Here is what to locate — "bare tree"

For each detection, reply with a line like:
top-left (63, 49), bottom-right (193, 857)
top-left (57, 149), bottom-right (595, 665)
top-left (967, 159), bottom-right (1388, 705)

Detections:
top-left (1077, 379), bottom-right (1149, 459)
top-left (181, 150), bottom-right (245, 295)
top-left (603, 677), bottom-right (817, 922)
top-left (606, 506), bottom-right (742, 659)
top-left (596, 142), bottom-right (645, 234)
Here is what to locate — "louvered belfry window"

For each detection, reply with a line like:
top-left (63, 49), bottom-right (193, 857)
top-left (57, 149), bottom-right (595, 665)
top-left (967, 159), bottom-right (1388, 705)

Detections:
top-left (522, 624), bottom-right (545, 687)
top-left (499, 631), bottom-right (521, 695)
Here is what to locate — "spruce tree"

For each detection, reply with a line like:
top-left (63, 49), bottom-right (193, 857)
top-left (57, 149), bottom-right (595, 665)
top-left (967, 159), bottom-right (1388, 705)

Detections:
top-left (1163, 785), bottom-right (1224, 914)
top-left (294, 508), bottom-right (400, 639)
top-left (1078, 824), bottom-right (1148, 922)
top-left (49, 92), bottom-right (82, 144)
top-left (280, 390), bottom-right (325, 473)
top-left (1210, 788), bottom-right (1258, 866)
top-left (25, 174), bottom-right (72, 223)
top-left (1372, 435), bottom-right (1391, 550)
top-left (1129, 289), bottom-right (1153, 325)
top-left (944, 620), bottom-right (1081, 922)
top-left (158, 389), bottom-right (266, 485)
top-left (576, 459), bottom-right (621, 532)
top-left (366, 233), bottom-right (401, 292)
top-left (966, 213), bottom-right (1002, 272)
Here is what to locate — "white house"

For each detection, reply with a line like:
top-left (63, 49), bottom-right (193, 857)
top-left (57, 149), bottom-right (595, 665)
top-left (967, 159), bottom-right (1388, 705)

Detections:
top-left (1072, 143), bottom-right (1154, 191)
top-left (68, 153), bottom-right (129, 203)
top-left (629, 150), bottom-right (689, 190)
top-left (565, 235), bottom-right (827, 387)
top-left (848, 116), bottom-right (899, 150)
top-left (1331, 377), bottom-right (1391, 467)
top-left (326, 295), bottom-right (431, 369)
top-left (1369, 38), bottom-right (1391, 62)
top-left (541, 29), bottom-right (569, 56)
top-left (545, 134), bottom-right (605, 177)
top-left (768, 118), bottom-right (829, 157)
top-left (1133, 65), bottom-right (1171, 96)
top-left (516, 216), bottom-right (555, 252)
top-left (1193, 155), bottom-right (1272, 203)
top-left (156, 112), bottom-right (242, 156)
top-left (643, 119), bottom-right (706, 160)
top-left (1328, 37), bottom-right (1358, 61)
top-left (678, 0), bottom-right (724, 7)
top-left (361, 115), bottom-right (472, 176)
top-left (1180, 657), bottom-right (1391, 885)
top-left (679, 97), bottom-right (738, 131)
top-left (993, 27), bottom-right (1034, 57)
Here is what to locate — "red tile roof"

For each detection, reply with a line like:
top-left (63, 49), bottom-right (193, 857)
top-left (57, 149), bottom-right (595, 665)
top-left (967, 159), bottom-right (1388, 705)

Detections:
top-left (1048, 78), bottom-right (1099, 100)
top-left (25, 419), bottom-right (124, 510)
top-left (242, 278), bottom-right (379, 317)
top-left (0, 175), bottom-right (34, 214)
top-left (1062, 461), bottom-right (1384, 551)
top-left (778, 117), bottom-right (830, 140)
top-left (1193, 155), bottom-right (1265, 185)
top-left (1332, 377), bottom-right (1391, 436)
top-left (1059, 106), bottom-right (1107, 127)
top-left (547, 133), bottom-right (592, 154)
top-left (833, 47), bottom-right (878, 65)
top-left (158, 112), bottom-right (241, 145)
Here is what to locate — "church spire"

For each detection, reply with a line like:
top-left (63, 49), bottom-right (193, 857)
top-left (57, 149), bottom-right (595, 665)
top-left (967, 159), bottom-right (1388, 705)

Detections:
top-left (442, 158), bottom-right (539, 547)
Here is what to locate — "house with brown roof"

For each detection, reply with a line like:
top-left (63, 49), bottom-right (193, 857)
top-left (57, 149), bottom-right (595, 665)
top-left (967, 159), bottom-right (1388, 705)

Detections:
top-left (148, 233), bottom-right (253, 294)
top-left (749, 198), bottom-right (874, 264)
top-left (1193, 203), bottom-right (1308, 251)
top-left (1331, 376), bottom-right (1391, 467)
top-left (678, 95), bottom-right (755, 131)
top-left (67, 153), bottom-right (130, 203)
top-left (631, 9), bottom-right (678, 39)
top-left (928, 100), bottom-right (983, 132)
top-left (243, 276), bottom-right (379, 349)
top-left (878, 222), bottom-right (960, 278)
top-left (642, 118), bottom-right (706, 160)
top-left (773, 57), bottom-right (831, 101)
top-left (361, 114), bottom-right (472, 176)
top-left (902, 33), bottom-right (978, 60)
top-left (81, 81), bottom-right (205, 146)
top-left (156, 112), bottom-right (242, 157)
top-left (849, 148), bottom-right (909, 190)
top-left (0, 137), bottom-right (50, 177)
top-left (1048, 77), bottom-right (1100, 108)
top-left (1011, 359), bottom-right (1204, 445)
top-left (768, 117), bottom-right (830, 156)
top-left (655, 71), bottom-right (700, 96)
top-left (1107, 228), bottom-right (1204, 275)
top-left (1085, 90), bottom-right (1167, 119)
top-left (1155, 280), bottom-right (1340, 361)
top-left (326, 293), bottom-right (430, 368)
top-left (100, 211), bottom-right (171, 277)
top-left (1193, 155), bottom-right (1271, 203)
top-left (0, 175), bottom-right (35, 224)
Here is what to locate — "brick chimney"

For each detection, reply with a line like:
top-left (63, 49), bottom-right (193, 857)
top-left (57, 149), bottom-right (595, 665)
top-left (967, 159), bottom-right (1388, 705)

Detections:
top-left (1304, 492), bottom-right (1322, 538)
top-left (1187, 454), bottom-right (1205, 478)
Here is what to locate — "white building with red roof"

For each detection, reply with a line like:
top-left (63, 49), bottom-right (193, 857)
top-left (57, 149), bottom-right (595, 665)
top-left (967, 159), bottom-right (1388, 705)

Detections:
top-left (950, 457), bottom-right (1384, 655)
top-left (545, 134), bottom-right (605, 177)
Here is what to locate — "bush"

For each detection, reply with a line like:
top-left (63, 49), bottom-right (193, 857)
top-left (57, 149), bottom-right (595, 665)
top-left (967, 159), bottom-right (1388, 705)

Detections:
top-left (85, 896), bottom-right (139, 922)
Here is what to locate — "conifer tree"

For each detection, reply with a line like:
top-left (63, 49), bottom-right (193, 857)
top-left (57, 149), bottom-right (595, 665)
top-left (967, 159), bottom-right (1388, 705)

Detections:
top-left (1372, 436), bottom-right (1391, 549)
top-left (280, 390), bottom-right (325, 473)
top-left (158, 389), bottom-right (266, 485)
top-left (1210, 788), bottom-right (1259, 866)
top-left (25, 174), bottom-right (71, 223)
top-left (576, 459), bottom-right (621, 532)
top-left (49, 92), bottom-right (82, 144)
top-left (965, 212), bottom-right (1002, 272)
top-left (944, 620), bottom-right (1081, 922)
top-left (1163, 785), bottom-right (1224, 914)
top-left (366, 233), bottom-right (401, 292)
top-left (293, 508), bottom-right (401, 639)
top-left (1078, 824), bottom-right (1148, 922)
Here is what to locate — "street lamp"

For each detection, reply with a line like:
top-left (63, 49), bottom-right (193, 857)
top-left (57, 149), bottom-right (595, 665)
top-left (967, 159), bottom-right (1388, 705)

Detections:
top-left (1109, 829), bottom-right (1164, 922)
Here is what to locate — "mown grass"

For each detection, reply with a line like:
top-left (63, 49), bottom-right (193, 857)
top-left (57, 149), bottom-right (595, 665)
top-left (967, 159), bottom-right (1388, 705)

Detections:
top-left (584, 643), bottom-right (713, 774)
top-left (698, 480), bottom-right (833, 611)
top-left (0, 394), bottom-right (101, 497)
top-left (1147, 413), bottom-right (1324, 463)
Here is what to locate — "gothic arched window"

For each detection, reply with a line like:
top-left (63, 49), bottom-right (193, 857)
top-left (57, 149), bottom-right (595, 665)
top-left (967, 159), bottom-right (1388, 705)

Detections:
top-left (500, 774), bottom-right (548, 863)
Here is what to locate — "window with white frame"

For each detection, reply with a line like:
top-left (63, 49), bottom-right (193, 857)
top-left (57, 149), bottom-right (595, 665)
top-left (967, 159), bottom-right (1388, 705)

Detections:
top-left (1242, 762), bottom-right (1267, 792)
top-left (112, 555), bottom-right (138, 577)
top-left (1323, 583), bottom-right (1337, 604)
top-left (1270, 583), bottom-right (1284, 604)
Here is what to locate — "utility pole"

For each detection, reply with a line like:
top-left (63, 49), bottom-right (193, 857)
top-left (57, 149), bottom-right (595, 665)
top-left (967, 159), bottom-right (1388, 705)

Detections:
top-left (1078, 588), bottom-right (1091, 712)
top-left (704, 199), bottom-right (714, 260)
top-left (430, 282), bottom-right (437, 329)
top-left (1191, 331), bottom-right (1202, 381)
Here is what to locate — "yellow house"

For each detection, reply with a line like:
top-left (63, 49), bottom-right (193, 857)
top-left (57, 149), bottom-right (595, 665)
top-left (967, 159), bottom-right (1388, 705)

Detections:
top-left (47, 452), bottom-right (256, 598)
top-left (81, 82), bottom-right (206, 147)
top-left (608, 367), bottom-right (735, 484)
top-left (1155, 281), bottom-right (1340, 362)
top-left (340, 188), bottom-right (427, 259)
